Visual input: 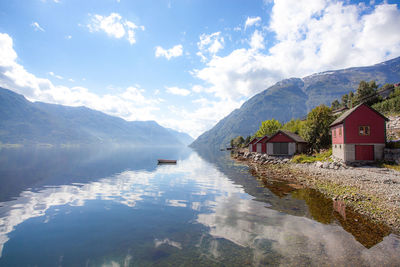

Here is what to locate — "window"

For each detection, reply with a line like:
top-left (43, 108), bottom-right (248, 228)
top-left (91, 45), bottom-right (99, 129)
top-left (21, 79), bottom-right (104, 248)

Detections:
top-left (333, 129), bottom-right (336, 138)
top-left (359, 126), bottom-right (370, 136)
top-left (339, 128), bottom-right (342, 137)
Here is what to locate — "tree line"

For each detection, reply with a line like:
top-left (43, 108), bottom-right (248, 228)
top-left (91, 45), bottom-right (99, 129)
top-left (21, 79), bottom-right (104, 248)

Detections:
top-left (231, 104), bottom-right (334, 153)
top-left (330, 81), bottom-right (400, 114)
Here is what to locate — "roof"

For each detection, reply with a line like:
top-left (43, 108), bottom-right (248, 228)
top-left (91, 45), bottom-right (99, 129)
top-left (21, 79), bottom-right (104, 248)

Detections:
top-left (332, 106), bottom-right (349, 115)
top-left (246, 137), bottom-right (260, 146)
top-left (330, 103), bottom-right (389, 127)
top-left (268, 130), bottom-right (306, 143)
top-left (254, 135), bottom-right (269, 144)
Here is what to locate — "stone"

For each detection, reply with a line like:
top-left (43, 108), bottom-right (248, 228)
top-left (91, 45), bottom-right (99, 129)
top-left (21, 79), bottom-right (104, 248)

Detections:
top-left (315, 162), bottom-right (323, 168)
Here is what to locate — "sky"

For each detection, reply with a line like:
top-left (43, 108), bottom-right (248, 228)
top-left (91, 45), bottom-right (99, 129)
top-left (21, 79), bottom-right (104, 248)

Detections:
top-left (0, 0), bottom-right (400, 138)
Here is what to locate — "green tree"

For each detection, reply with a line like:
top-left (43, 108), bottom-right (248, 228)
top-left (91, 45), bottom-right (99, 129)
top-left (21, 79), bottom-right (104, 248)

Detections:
top-left (390, 86), bottom-right (400, 98)
top-left (381, 83), bottom-right (394, 92)
top-left (355, 80), bottom-right (379, 105)
top-left (341, 94), bottom-right (349, 107)
top-left (347, 91), bottom-right (355, 108)
top-left (244, 135), bottom-right (251, 145)
top-left (231, 136), bottom-right (245, 148)
top-left (255, 119), bottom-right (282, 137)
top-left (282, 119), bottom-right (305, 135)
top-left (331, 99), bottom-right (340, 110)
top-left (301, 105), bottom-right (334, 152)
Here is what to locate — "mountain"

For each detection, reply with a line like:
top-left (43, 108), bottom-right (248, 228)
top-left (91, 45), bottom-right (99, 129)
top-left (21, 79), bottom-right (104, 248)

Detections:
top-left (166, 128), bottom-right (194, 146)
top-left (0, 87), bottom-right (188, 146)
top-left (191, 56), bottom-right (400, 148)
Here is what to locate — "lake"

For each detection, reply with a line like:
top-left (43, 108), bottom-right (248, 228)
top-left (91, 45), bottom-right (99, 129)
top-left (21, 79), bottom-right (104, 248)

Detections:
top-left (0, 146), bottom-right (399, 266)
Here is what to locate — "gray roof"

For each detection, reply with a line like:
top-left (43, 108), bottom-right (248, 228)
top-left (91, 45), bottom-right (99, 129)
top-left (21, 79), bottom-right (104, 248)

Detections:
top-left (330, 103), bottom-right (388, 127)
top-left (272, 130), bottom-right (306, 143)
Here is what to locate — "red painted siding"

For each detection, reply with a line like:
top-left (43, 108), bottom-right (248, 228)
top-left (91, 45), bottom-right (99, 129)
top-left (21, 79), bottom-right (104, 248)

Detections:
top-left (344, 105), bottom-right (386, 144)
top-left (255, 135), bottom-right (269, 153)
top-left (261, 143), bottom-right (266, 153)
top-left (252, 144), bottom-right (257, 151)
top-left (331, 124), bottom-right (344, 144)
top-left (355, 145), bottom-right (374, 160)
top-left (268, 132), bottom-right (293, 143)
top-left (258, 135), bottom-right (269, 143)
top-left (249, 139), bottom-right (259, 145)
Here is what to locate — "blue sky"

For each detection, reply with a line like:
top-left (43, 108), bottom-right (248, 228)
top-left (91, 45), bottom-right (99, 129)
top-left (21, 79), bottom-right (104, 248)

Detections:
top-left (0, 0), bottom-right (399, 138)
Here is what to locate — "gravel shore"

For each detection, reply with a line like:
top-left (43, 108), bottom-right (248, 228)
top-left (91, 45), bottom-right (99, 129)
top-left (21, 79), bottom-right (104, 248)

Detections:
top-left (233, 151), bottom-right (400, 233)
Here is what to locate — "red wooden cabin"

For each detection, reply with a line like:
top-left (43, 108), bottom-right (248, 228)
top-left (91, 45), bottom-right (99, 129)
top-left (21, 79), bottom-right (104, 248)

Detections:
top-left (330, 103), bottom-right (388, 162)
top-left (247, 137), bottom-right (260, 152)
top-left (254, 135), bottom-right (269, 153)
top-left (264, 130), bottom-right (307, 155)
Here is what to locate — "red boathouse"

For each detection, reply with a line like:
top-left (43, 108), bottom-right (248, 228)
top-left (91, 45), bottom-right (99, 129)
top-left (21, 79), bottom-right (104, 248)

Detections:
top-left (262, 130), bottom-right (307, 156)
top-left (254, 135), bottom-right (269, 153)
top-left (247, 137), bottom-right (260, 152)
top-left (330, 103), bottom-right (388, 162)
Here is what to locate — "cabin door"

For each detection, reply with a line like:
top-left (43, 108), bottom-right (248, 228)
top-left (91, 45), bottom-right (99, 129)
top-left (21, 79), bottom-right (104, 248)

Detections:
top-left (355, 145), bottom-right (374, 161)
top-left (273, 142), bottom-right (288, 155)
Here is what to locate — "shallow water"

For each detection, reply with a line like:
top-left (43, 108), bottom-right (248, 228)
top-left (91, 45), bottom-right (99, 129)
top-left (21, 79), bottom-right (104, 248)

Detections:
top-left (0, 146), bottom-right (399, 266)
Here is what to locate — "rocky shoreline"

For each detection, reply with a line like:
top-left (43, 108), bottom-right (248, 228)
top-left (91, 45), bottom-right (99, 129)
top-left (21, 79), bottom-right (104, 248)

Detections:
top-left (232, 150), bottom-right (400, 233)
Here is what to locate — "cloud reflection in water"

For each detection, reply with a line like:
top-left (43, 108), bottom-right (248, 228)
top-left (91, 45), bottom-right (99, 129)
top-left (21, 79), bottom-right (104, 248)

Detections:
top-left (0, 151), bottom-right (399, 266)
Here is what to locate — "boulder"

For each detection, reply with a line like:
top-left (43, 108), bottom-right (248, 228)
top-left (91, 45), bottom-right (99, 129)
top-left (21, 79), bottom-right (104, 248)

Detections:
top-left (322, 162), bottom-right (330, 169)
top-left (315, 161), bottom-right (323, 168)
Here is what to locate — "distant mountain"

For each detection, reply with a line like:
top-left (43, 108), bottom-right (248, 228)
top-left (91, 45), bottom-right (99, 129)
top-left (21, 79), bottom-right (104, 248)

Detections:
top-left (166, 128), bottom-right (194, 146)
top-left (191, 56), bottom-right (400, 148)
top-left (0, 87), bottom-right (188, 146)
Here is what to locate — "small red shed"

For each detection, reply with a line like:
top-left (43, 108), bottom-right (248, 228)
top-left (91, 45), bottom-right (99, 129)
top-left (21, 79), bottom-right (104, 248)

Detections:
top-left (330, 103), bottom-right (388, 162)
top-left (247, 137), bottom-right (260, 152)
top-left (264, 130), bottom-right (307, 155)
top-left (254, 135), bottom-right (269, 153)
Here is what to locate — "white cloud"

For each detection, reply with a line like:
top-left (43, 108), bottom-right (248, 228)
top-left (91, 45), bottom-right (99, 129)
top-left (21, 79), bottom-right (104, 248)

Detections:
top-left (31, 22), bottom-right (45, 32)
top-left (0, 33), bottom-right (159, 123)
top-left (87, 13), bottom-right (144, 45)
top-left (165, 86), bottom-right (190, 96)
top-left (194, 1), bottom-right (400, 102)
top-left (48, 71), bottom-right (63, 80)
top-left (65, 35), bottom-right (72, 39)
top-left (197, 32), bottom-right (224, 61)
top-left (155, 45), bottom-right (183, 60)
top-left (244, 16), bottom-right (261, 29)
top-left (249, 30), bottom-right (265, 50)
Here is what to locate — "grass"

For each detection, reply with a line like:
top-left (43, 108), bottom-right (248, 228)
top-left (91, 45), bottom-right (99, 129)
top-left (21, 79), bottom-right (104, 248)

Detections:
top-left (376, 161), bottom-right (400, 172)
top-left (292, 148), bottom-right (332, 163)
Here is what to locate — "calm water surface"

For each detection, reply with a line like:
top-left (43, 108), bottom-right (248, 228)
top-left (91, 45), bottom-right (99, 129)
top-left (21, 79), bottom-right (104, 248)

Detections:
top-left (0, 146), bottom-right (399, 266)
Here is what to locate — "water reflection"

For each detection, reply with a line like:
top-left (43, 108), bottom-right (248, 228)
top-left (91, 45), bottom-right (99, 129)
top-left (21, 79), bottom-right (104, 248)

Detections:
top-left (0, 147), bottom-right (398, 266)
top-left (0, 145), bottom-right (190, 202)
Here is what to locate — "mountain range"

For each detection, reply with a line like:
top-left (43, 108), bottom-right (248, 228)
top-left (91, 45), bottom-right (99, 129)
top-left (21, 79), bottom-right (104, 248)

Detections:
top-left (0, 87), bottom-right (193, 146)
top-left (191, 56), bottom-right (400, 148)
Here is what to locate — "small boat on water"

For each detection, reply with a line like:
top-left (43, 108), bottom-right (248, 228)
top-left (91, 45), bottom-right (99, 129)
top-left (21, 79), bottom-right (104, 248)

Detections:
top-left (157, 159), bottom-right (177, 164)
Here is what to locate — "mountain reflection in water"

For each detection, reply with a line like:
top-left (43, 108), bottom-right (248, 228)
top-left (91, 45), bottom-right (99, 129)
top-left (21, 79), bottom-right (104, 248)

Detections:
top-left (0, 146), bottom-right (398, 266)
